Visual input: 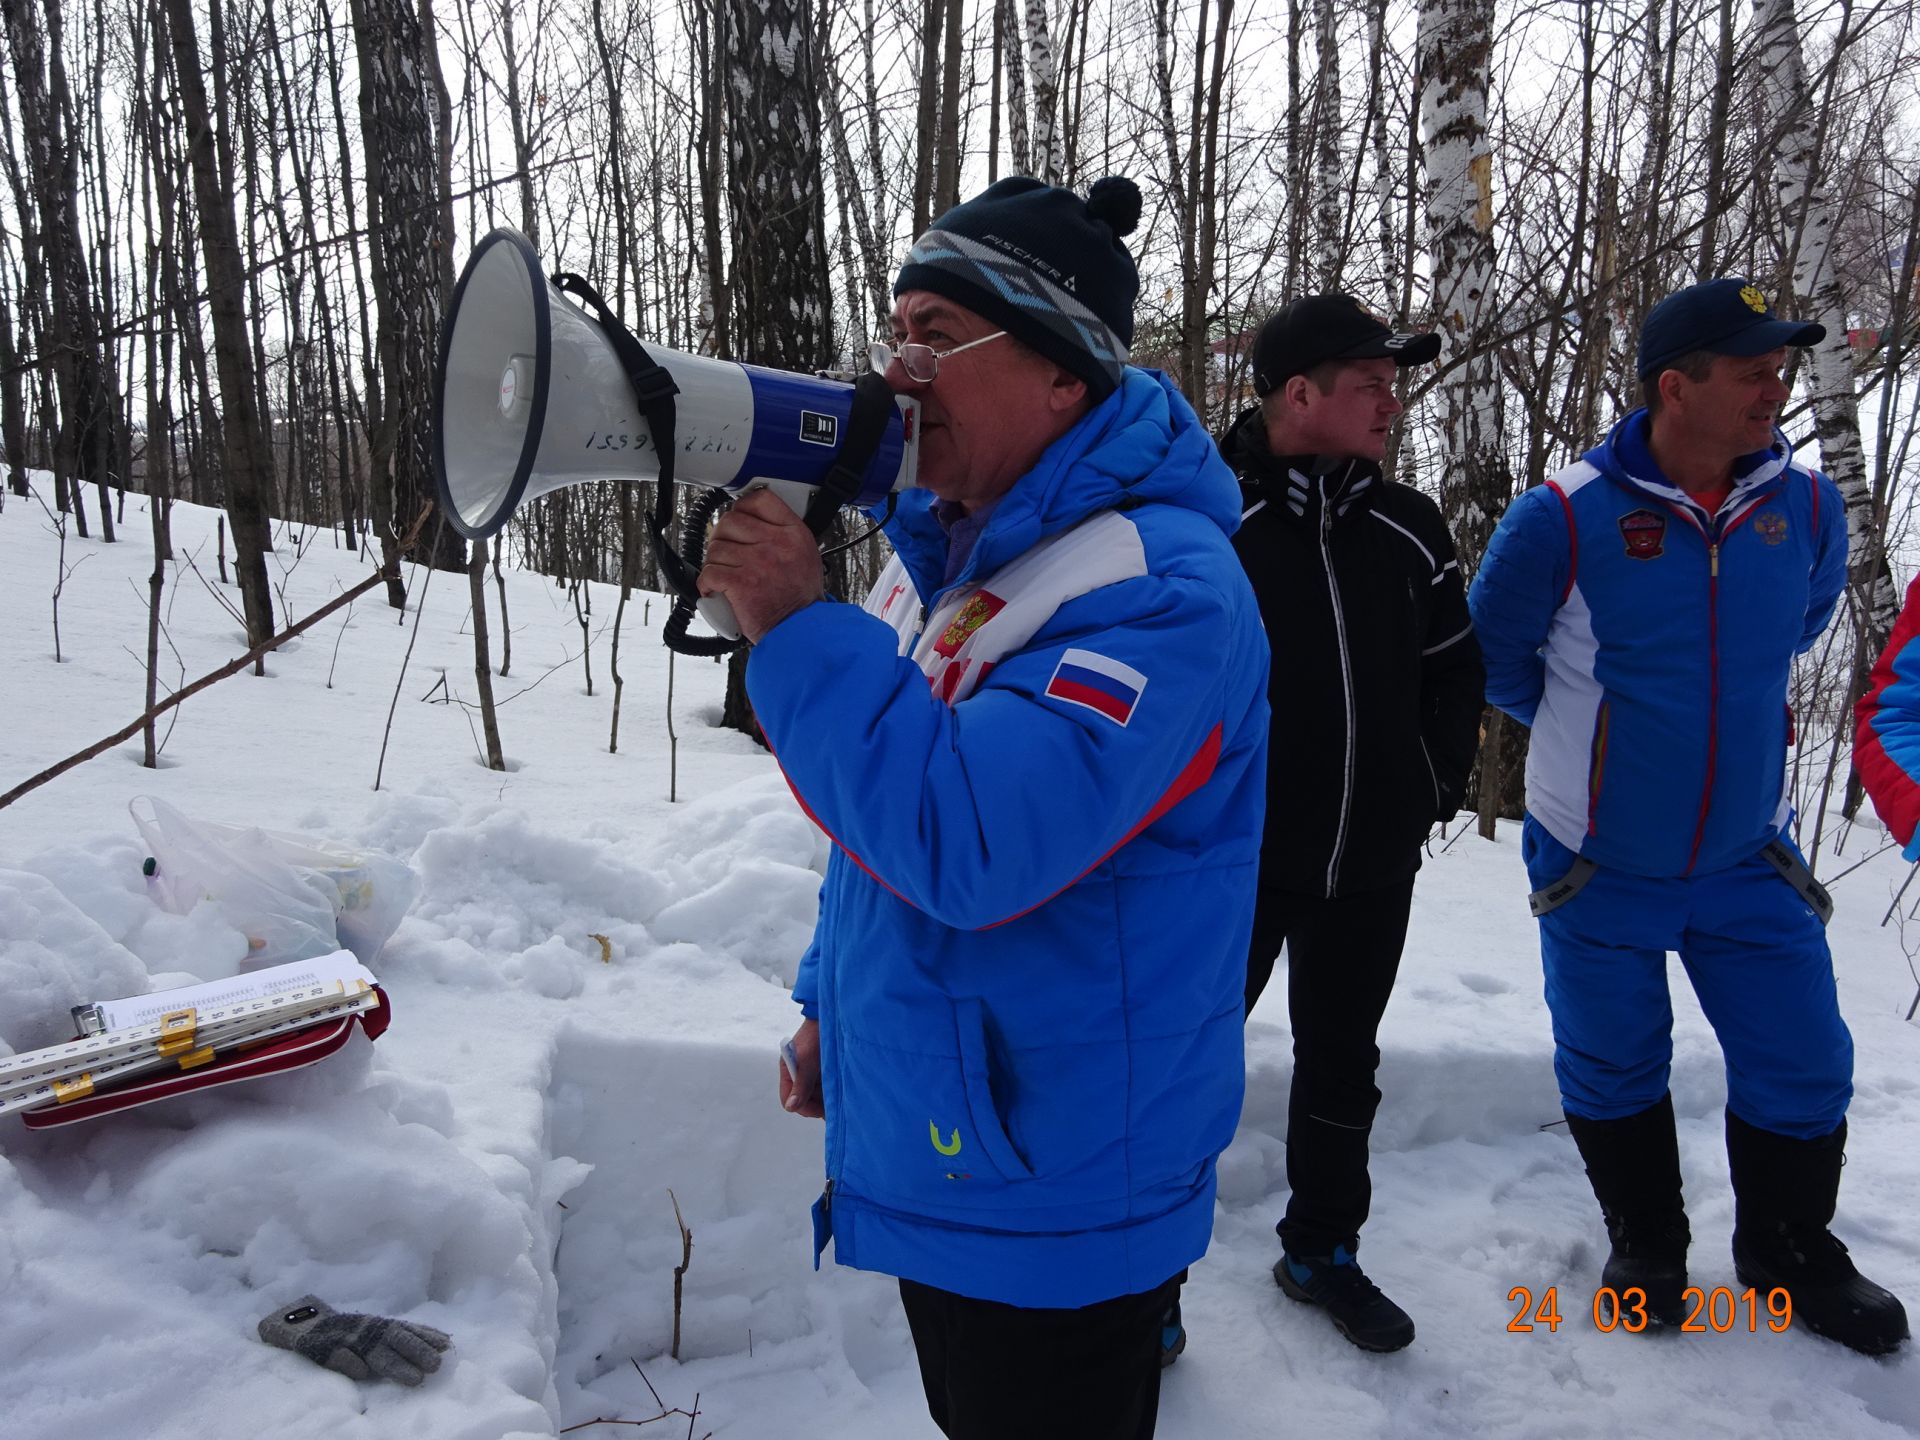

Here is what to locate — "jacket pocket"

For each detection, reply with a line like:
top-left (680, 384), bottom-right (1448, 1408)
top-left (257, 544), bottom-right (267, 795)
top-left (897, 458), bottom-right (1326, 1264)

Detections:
top-left (954, 996), bottom-right (1034, 1181)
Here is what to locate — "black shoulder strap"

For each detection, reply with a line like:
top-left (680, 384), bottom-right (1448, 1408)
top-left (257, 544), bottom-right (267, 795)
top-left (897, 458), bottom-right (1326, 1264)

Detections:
top-left (802, 371), bottom-right (897, 536)
top-left (548, 273), bottom-right (706, 603)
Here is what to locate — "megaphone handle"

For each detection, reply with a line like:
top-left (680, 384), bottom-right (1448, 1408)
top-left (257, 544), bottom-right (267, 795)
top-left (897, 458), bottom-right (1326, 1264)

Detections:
top-left (695, 593), bottom-right (744, 641)
top-left (694, 481), bottom-right (810, 642)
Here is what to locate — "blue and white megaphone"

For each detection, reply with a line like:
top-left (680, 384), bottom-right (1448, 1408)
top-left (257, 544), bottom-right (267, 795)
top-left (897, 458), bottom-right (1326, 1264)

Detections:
top-left (433, 227), bottom-right (918, 651)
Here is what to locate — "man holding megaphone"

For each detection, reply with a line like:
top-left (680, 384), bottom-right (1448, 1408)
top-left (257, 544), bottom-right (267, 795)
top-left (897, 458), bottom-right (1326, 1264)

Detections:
top-left (699, 177), bottom-right (1268, 1440)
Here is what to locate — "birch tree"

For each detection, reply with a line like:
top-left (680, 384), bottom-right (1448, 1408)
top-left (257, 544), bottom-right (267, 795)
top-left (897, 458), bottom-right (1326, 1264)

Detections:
top-left (997, 0), bottom-right (1031, 177)
top-left (1418, 0), bottom-right (1510, 832)
top-left (1753, 0), bottom-right (1900, 733)
top-left (1312, 0), bottom-right (1343, 288)
top-left (1418, 0), bottom-right (1504, 567)
top-left (1025, 0), bottom-right (1065, 183)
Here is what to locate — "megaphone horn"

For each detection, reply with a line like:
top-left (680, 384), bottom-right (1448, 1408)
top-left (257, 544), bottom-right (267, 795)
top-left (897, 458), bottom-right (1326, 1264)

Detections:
top-left (432, 227), bottom-right (918, 650)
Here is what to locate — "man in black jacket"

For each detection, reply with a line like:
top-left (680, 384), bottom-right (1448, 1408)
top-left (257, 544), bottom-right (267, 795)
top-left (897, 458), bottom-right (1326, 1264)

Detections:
top-left (1224, 294), bottom-right (1484, 1352)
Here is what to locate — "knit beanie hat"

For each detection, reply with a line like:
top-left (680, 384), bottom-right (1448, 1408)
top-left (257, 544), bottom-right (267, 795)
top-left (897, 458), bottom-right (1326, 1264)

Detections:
top-left (894, 176), bottom-right (1142, 401)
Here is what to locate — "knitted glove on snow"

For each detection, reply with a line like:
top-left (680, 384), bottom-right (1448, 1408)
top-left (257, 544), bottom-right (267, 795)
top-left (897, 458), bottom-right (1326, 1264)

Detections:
top-left (258, 1295), bottom-right (451, 1386)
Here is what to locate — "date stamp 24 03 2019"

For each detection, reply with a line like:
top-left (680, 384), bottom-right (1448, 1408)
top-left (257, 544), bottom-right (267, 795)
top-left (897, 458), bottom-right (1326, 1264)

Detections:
top-left (1507, 1285), bottom-right (1794, 1335)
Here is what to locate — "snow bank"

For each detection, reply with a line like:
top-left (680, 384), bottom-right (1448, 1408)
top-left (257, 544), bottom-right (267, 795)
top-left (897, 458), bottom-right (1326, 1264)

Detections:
top-left (0, 490), bottom-right (1914, 1438)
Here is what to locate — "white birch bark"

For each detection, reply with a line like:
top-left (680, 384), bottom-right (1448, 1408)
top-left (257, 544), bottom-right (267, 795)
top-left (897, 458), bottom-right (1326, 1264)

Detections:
top-left (999, 0), bottom-right (1031, 178)
top-left (1313, 0), bottom-right (1343, 288)
top-left (1417, 0), bottom-right (1504, 569)
top-left (1753, 0), bottom-right (1899, 652)
top-left (1024, 0), bottom-right (1065, 184)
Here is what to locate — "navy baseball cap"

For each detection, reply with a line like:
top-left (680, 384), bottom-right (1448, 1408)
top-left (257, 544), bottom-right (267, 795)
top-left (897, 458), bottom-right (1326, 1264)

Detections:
top-left (1637, 278), bottom-right (1825, 378)
top-left (1251, 294), bottom-right (1440, 397)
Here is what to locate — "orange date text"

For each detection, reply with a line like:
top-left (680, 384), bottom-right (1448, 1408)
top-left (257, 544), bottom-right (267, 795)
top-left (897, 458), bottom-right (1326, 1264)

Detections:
top-left (1507, 1285), bottom-right (1793, 1334)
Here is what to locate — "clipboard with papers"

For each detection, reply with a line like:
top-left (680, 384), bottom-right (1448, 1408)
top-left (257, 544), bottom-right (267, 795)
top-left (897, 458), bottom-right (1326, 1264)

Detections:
top-left (3, 953), bottom-right (390, 1130)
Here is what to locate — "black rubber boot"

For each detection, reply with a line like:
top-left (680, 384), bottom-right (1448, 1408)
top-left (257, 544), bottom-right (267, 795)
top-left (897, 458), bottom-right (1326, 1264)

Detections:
top-left (1564, 1094), bottom-right (1690, 1326)
top-left (1727, 1111), bottom-right (1909, 1356)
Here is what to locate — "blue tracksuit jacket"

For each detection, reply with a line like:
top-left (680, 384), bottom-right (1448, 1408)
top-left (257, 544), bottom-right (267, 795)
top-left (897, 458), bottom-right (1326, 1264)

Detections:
top-left (1470, 410), bottom-right (1846, 877)
top-left (746, 368), bottom-right (1269, 1308)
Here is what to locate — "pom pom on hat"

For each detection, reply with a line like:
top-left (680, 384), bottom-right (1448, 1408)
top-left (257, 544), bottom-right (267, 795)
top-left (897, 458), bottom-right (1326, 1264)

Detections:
top-left (1087, 176), bottom-right (1142, 238)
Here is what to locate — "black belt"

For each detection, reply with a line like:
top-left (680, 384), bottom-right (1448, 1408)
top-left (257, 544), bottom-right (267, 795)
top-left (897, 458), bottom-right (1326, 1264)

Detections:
top-left (1527, 839), bottom-right (1832, 926)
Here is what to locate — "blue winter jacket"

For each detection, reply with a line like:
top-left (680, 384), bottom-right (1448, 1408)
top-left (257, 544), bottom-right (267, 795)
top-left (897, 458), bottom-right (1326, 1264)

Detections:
top-left (1470, 409), bottom-right (1846, 877)
top-left (747, 368), bottom-right (1269, 1308)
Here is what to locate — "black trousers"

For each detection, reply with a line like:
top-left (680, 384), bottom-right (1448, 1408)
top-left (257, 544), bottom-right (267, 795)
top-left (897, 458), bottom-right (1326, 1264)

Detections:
top-left (897, 1273), bottom-right (1181, 1440)
top-left (1246, 878), bottom-right (1416, 1256)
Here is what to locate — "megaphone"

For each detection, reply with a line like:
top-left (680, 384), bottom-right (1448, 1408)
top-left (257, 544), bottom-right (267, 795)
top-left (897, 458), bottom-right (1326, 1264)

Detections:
top-left (433, 227), bottom-right (918, 651)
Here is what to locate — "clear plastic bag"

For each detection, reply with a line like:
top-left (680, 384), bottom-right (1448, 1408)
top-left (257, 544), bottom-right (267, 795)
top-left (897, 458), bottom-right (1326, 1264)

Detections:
top-left (130, 796), bottom-right (419, 968)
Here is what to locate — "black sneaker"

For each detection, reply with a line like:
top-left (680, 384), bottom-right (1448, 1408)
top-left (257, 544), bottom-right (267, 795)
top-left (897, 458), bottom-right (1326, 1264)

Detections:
top-left (1158, 1300), bottom-right (1186, 1368)
top-left (1274, 1246), bottom-right (1415, 1352)
top-left (1600, 1210), bottom-right (1690, 1327)
top-left (1734, 1222), bottom-right (1909, 1356)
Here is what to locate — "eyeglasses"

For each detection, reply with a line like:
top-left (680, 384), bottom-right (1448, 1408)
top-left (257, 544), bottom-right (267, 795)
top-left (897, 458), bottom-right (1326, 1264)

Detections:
top-left (868, 330), bottom-right (1007, 384)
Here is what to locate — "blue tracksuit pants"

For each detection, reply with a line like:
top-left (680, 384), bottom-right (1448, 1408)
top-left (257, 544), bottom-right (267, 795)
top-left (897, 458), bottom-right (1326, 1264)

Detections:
top-left (1521, 816), bottom-right (1853, 1138)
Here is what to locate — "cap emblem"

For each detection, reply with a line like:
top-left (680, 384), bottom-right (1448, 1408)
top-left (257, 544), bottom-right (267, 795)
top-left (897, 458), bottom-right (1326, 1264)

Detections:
top-left (1739, 284), bottom-right (1768, 314)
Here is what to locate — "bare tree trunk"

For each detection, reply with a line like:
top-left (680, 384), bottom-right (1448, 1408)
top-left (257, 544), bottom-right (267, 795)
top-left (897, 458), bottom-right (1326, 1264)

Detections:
top-left (469, 536), bottom-right (507, 768)
top-left (721, 0), bottom-right (836, 742)
top-left (932, 0), bottom-right (964, 217)
top-left (821, 34), bottom-right (888, 329)
top-left (160, 0), bottom-right (278, 650)
top-left (0, 277), bottom-right (28, 496)
top-left (1696, 0), bottom-right (1735, 277)
top-left (498, 0), bottom-right (540, 246)
top-left (692, 0), bottom-right (728, 356)
top-left (1365, 0), bottom-right (1396, 301)
top-left (5, 0), bottom-right (112, 541)
top-left (350, 0), bottom-right (462, 593)
top-left (912, 0), bottom-right (942, 237)
top-left (998, 0), bottom-right (1030, 177)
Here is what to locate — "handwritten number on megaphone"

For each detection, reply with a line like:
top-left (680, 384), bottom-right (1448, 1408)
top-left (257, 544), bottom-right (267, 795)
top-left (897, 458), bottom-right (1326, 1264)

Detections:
top-left (697, 489), bottom-right (826, 644)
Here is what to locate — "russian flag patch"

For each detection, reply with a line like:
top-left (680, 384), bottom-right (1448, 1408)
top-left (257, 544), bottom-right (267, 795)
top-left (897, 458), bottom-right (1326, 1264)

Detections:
top-left (1045, 648), bottom-right (1147, 726)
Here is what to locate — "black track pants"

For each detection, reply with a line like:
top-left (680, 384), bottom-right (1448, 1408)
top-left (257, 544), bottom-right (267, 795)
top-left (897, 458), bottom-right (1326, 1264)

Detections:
top-left (897, 1273), bottom-right (1181, 1440)
top-left (1246, 878), bottom-right (1416, 1256)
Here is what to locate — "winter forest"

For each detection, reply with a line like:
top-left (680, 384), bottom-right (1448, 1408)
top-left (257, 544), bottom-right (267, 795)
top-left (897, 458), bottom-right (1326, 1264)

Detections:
top-left (2, 0), bottom-right (1920, 1436)
top-left (4, 0), bottom-right (1920, 808)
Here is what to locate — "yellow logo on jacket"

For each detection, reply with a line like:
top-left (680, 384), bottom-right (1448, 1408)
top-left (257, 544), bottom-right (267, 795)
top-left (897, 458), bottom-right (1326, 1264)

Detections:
top-left (936, 591), bottom-right (1005, 657)
top-left (929, 1120), bottom-right (963, 1156)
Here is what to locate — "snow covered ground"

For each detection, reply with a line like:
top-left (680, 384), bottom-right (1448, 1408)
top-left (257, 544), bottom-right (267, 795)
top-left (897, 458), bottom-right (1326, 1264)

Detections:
top-left (1, 485), bottom-right (1915, 1440)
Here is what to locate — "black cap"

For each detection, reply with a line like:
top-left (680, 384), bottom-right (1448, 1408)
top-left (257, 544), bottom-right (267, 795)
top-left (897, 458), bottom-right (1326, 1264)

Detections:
top-left (895, 176), bottom-right (1142, 401)
top-left (1637, 278), bottom-right (1825, 378)
top-left (1251, 294), bottom-right (1441, 397)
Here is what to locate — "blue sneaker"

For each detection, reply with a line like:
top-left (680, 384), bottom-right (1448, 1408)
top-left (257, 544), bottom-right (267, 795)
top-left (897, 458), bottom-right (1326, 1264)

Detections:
top-left (1159, 1299), bottom-right (1186, 1367)
top-left (1274, 1245), bottom-right (1415, 1352)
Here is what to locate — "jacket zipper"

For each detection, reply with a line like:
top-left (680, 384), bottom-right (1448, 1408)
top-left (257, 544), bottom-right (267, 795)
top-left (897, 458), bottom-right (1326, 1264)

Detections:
top-left (1686, 537), bottom-right (1721, 873)
top-left (1319, 474), bottom-right (1357, 897)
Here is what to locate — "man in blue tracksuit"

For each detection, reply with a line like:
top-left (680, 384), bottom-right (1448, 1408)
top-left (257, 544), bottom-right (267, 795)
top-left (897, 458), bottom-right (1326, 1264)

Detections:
top-left (1469, 278), bottom-right (1905, 1354)
top-left (699, 177), bottom-right (1269, 1437)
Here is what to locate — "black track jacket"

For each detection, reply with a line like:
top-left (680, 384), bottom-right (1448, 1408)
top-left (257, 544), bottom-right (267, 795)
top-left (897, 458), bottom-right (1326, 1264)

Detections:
top-left (1220, 407), bottom-right (1485, 898)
